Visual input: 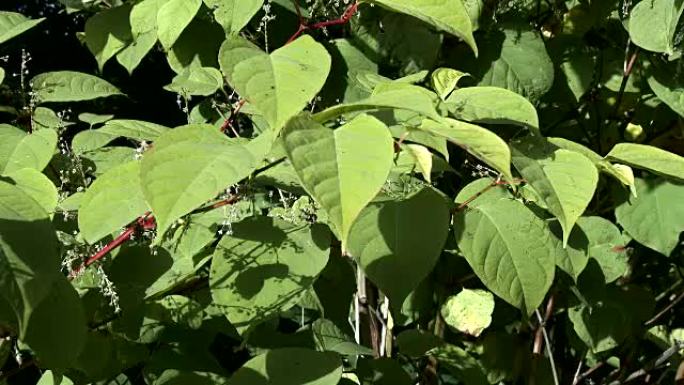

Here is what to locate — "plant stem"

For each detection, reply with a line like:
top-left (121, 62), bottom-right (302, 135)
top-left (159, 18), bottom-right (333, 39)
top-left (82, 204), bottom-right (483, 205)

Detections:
top-left (286, 1), bottom-right (359, 44)
top-left (644, 290), bottom-right (684, 327)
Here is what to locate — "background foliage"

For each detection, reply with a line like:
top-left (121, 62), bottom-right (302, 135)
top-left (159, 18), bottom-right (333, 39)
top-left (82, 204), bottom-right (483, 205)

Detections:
top-left (0, 0), bottom-right (683, 384)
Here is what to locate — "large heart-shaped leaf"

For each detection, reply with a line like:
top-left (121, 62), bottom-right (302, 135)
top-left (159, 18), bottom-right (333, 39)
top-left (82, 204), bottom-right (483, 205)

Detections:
top-left (79, 160), bottom-right (149, 244)
top-left (606, 143), bottom-right (684, 182)
top-left (511, 136), bottom-right (598, 246)
top-left (6, 168), bottom-right (58, 215)
top-left (454, 198), bottom-right (556, 315)
top-left (347, 187), bottom-right (451, 309)
top-left (141, 125), bottom-right (272, 239)
top-left (628, 0), bottom-right (684, 55)
top-left (616, 178), bottom-right (684, 256)
top-left (72, 119), bottom-right (169, 154)
top-left (0, 124), bottom-right (57, 174)
top-left (230, 348), bottom-right (342, 385)
top-left (365, 0), bottom-right (477, 55)
top-left (419, 117), bottom-right (512, 181)
top-left (0, 11), bottom-right (44, 45)
top-left (116, 0), bottom-right (169, 73)
top-left (84, 4), bottom-right (132, 70)
top-left (210, 217), bottom-right (330, 333)
top-left (219, 35), bottom-right (331, 131)
top-left (282, 114), bottom-right (394, 247)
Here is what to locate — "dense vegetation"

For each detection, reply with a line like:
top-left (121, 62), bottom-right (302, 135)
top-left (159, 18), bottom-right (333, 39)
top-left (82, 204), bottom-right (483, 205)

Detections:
top-left (0, 0), bottom-right (683, 384)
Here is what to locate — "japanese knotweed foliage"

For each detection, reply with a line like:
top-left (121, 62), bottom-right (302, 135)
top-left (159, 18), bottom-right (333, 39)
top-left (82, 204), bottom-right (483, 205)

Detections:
top-left (0, 0), bottom-right (684, 384)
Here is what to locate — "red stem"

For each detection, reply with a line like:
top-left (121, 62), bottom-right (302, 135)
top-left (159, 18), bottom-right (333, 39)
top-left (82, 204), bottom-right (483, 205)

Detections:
top-left (70, 196), bottom-right (240, 278)
top-left (286, 1), bottom-right (359, 44)
top-left (220, 100), bottom-right (246, 136)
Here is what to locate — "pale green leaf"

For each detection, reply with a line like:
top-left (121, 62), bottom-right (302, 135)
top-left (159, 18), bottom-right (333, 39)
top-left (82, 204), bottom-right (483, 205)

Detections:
top-left (31, 71), bottom-right (123, 103)
top-left (628, 0), bottom-right (684, 55)
top-left (314, 82), bottom-right (440, 123)
top-left (204, 0), bottom-right (263, 35)
top-left (78, 112), bottom-right (114, 126)
top-left (444, 86), bottom-right (539, 131)
top-left (219, 35), bottom-right (331, 131)
top-left (312, 318), bottom-right (374, 356)
top-left (37, 371), bottom-right (75, 385)
top-left (420, 117), bottom-right (513, 181)
top-left (0, 12), bottom-right (44, 45)
top-left (5, 169), bottom-right (58, 215)
top-left (141, 125), bottom-right (272, 239)
top-left (79, 160), bottom-right (149, 244)
top-left (606, 143), bottom-right (684, 182)
top-left (72, 119), bottom-right (169, 154)
top-left (431, 67), bottom-right (471, 100)
top-left (616, 178), bottom-right (684, 256)
top-left (282, 114), bottom-right (394, 247)
top-left (647, 67), bottom-right (684, 117)
top-left (460, 28), bottom-right (554, 103)
top-left (116, 31), bottom-right (158, 74)
top-left (166, 19), bottom-right (224, 74)
top-left (210, 217), bottom-right (330, 333)
top-left (164, 67), bottom-right (223, 96)
top-left (157, 0), bottom-right (202, 49)
top-left (0, 124), bottom-right (57, 175)
top-left (455, 178), bottom-right (511, 209)
top-left (116, 0), bottom-right (169, 73)
top-left (441, 289), bottom-right (494, 337)
top-left (0, 67), bottom-right (4, 85)
top-left (0, 181), bottom-right (60, 335)
top-left (548, 137), bottom-right (636, 189)
top-left (84, 4), bottom-right (132, 70)
top-left (364, 0), bottom-right (477, 55)
top-left (348, 187), bottom-right (451, 308)
top-left (454, 198), bottom-right (556, 315)
top-left (511, 136), bottom-right (598, 246)
top-left (230, 348), bottom-right (342, 385)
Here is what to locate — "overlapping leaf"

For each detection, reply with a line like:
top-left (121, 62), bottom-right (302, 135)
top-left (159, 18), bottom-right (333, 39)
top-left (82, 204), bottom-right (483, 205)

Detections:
top-left (0, 124), bottom-right (57, 174)
top-left (219, 35), bottom-right (331, 131)
top-left (282, 114), bottom-right (394, 247)
top-left (31, 71), bottom-right (123, 103)
top-left (606, 143), bottom-right (684, 182)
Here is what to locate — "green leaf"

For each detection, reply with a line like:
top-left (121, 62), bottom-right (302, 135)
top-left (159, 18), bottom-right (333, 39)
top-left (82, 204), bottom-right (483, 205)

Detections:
top-left (547, 137), bottom-right (635, 189)
top-left (454, 198), bottom-right (556, 315)
top-left (647, 66), bottom-right (684, 117)
top-left (153, 370), bottom-right (228, 385)
top-left (85, 4), bottom-right (133, 70)
top-left (347, 187), bottom-right (450, 308)
top-left (157, 0), bottom-right (202, 50)
top-left (420, 117), bottom-right (513, 181)
top-left (0, 124), bottom-right (57, 174)
top-left (444, 86), bottom-right (539, 131)
top-left (5, 168), bottom-right (58, 215)
top-left (0, 181), bottom-right (60, 335)
top-left (0, 11), bottom-right (44, 45)
top-left (31, 71), bottom-right (123, 103)
top-left (79, 160), bottom-right (149, 244)
top-left (219, 35), bottom-right (332, 131)
top-left (229, 348), bottom-right (342, 385)
top-left (314, 82), bottom-right (441, 123)
top-left (606, 143), bottom-right (684, 182)
top-left (282, 114), bottom-right (394, 247)
top-left (116, 0), bottom-right (169, 73)
top-left (431, 67), bottom-right (471, 100)
top-left (312, 318), bottom-right (374, 356)
top-left (23, 277), bottom-right (87, 369)
top-left (441, 289), bottom-right (494, 337)
top-left (628, 0), bottom-right (684, 55)
top-left (458, 28), bottom-right (554, 103)
top-left (37, 371), bottom-right (75, 385)
top-left (615, 178), bottom-right (684, 256)
top-left (0, 67), bottom-right (5, 85)
top-left (396, 329), bottom-right (444, 357)
top-left (204, 0), bottom-right (263, 35)
top-left (72, 119), bottom-right (169, 154)
top-left (141, 125), bottom-right (271, 239)
top-left (166, 18), bottom-right (224, 74)
top-left (78, 112), bottom-right (114, 126)
top-left (364, 0), bottom-right (477, 55)
top-left (164, 67), bottom-right (224, 96)
top-left (210, 217), bottom-right (330, 333)
top-left (511, 136), bottom-right (598, 246)
top-left (576, 216), bottom-right (630, 283)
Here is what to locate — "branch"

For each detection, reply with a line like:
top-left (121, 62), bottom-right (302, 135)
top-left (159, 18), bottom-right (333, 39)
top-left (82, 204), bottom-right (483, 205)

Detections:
top-left (644, 290), bottom-right (684, 327)
top-left (70, 196), bottom-right (240, 277)
top-left (220, 99), bottom-right (246, 136)
top-left (286, 1), bottom-right (359, 44)
top-left (608, 342), bottom-right (683, 385)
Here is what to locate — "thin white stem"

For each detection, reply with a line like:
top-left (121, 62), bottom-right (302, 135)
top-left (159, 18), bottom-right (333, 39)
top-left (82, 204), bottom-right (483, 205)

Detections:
top-left (535, 309), bottom-right (560, 385)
